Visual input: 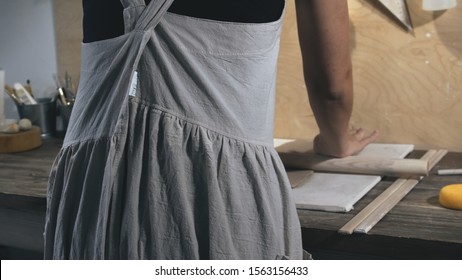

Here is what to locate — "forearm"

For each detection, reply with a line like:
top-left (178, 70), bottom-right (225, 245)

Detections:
top-left (295, 0), bottom-right (353, 153)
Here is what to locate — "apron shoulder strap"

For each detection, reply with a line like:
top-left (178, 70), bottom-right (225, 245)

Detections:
top-left (120, 0), bottom-right (174, 33)
top-left (135, 0), bottom-right (175, 32)
top-left (120, 0), bottom-right (145, 9)
top-left (121, 0), bottom-right (146, 33)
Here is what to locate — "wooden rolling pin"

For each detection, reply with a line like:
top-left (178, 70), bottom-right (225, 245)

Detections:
top-left (275, 139), bottom-right (428, 177)
top-left (279, 153), bottom-right (428, 177)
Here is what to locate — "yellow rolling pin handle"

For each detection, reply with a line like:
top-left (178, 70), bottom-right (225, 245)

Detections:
top-left (439, 184), bottom-right (462, 210)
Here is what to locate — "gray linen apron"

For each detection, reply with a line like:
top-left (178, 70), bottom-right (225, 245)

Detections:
top-left (44, 0), bottom-right (303, 259)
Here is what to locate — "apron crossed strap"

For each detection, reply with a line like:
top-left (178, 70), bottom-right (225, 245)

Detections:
top-left (120, 0), bottom-right (145, 8)
top-left (121, 0), bottom-right (175, 33)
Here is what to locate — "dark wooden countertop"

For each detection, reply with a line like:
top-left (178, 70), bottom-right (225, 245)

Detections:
top-left (0, 138), bottom-right (62, 198)
top-left (0, 140), bottom-right (461, 259)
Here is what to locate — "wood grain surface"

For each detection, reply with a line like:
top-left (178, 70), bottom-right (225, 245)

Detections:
top-left (298, 151), bottom-right (462, 250)
top-left (0, 138), bottom-right (62, 198)
top-left (53, 0), bottom-right (82, 87)
top-left (338, 178), bottom-right (408, 234)
top-left (0, 126), bottom-right (42, 153)
top-left (275, 0), bottom-right (462, 152)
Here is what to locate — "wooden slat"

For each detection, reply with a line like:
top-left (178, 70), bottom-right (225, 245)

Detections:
top-left (338, 178), bottom-right (407, 234)
top-left (354, 179), bottom-right (419, 233)
top-left (338, 150), bottom-right (438, 234)
top-left (420, 149), bottom-right (437, 161)
top-left (428, 150), bottom-right (449, 171)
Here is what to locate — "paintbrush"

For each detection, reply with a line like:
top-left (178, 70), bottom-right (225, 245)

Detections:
top-left (24, 79), bottom-right (33, 97)
top-left (4, 84), bottom-right (22, 105)
top-left (63, 71), bottom-right (76, 102)
top-left (53, 73), bottom-right (70, 106)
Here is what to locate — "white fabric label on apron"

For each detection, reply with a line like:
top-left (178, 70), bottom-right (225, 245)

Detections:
top-left (129, 71), bottom-right (138, 97)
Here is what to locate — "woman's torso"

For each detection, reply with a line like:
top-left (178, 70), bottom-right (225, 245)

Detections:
top-left (83, 0), bottom-right (285, 42)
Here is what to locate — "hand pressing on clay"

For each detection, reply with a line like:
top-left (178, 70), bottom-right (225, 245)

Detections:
top-left (313, 127), bottom-right (379, 158)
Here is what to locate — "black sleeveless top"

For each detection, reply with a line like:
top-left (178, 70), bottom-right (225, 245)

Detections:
top-left (83, 0), bottom-right (285, 43)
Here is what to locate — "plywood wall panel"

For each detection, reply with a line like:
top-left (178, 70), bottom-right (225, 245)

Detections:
top-left (275, 0), bottom-right (318, 142)
top-left (275, 0), bottom-right (462, 152)
top-left (53, 0), bottom-right (82, 85)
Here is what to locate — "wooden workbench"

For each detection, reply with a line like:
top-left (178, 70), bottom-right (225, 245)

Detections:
top-left (0, 140), bottom-right (461, 259)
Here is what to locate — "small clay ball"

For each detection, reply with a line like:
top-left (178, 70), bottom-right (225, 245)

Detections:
top-left (18, 118), bottom-right (32, 131)
top-left (2, 123), bottom-right (20, 134)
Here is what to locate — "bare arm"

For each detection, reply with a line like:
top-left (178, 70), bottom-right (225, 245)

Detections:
top-left (295, 0), bottom-right (378, 157)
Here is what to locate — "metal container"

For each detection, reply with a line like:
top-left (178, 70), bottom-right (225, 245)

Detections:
top-left (17, 98), bottom-right (56, 138)
top-left (57, 102), bottom-right (73, 135)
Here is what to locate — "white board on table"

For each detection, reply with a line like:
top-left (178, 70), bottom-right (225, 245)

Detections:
top-left (291, 172), bottom-right (381, 212)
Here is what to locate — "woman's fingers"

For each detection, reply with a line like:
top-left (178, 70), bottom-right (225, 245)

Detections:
top-left (360, 129), bottom-right (379, 145)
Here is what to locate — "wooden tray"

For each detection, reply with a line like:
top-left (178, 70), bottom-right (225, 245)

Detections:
top-left (0, 126), bottom-right (42, 153)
